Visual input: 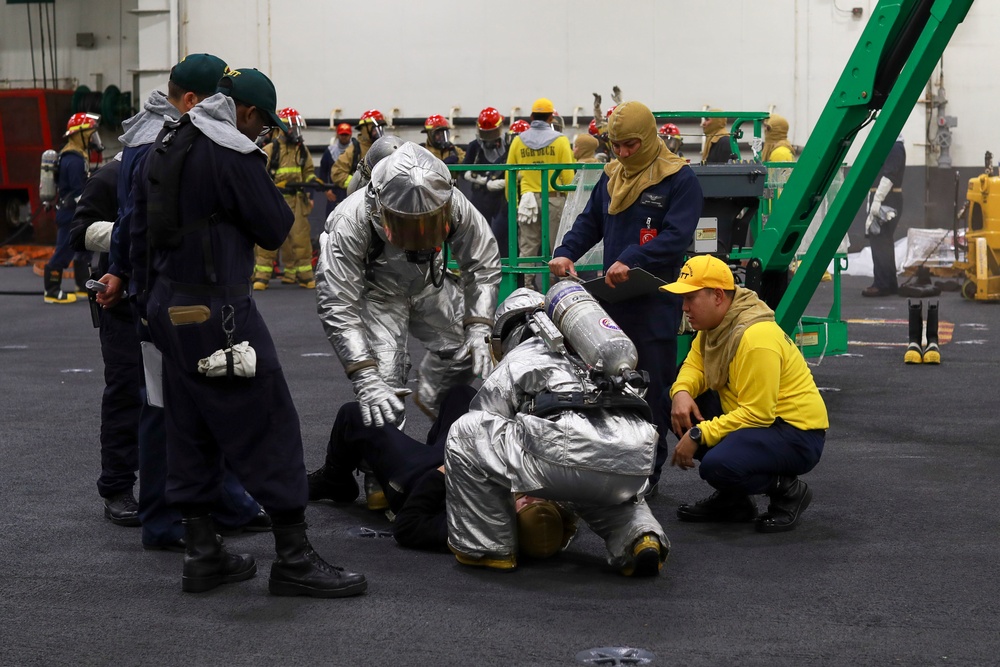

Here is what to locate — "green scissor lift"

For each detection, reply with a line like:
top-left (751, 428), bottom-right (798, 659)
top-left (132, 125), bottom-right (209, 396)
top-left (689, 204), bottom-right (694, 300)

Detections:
top-left (753, 0), bottom-right (974, 341)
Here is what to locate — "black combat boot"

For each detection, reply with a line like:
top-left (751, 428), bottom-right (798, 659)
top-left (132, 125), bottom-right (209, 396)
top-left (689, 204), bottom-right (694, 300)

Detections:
top-left (72, 257), bottom-right (90, 296)
top-left (756, 476), bottom-right (813, 533)
top-left (306, 465), bottom-right (359, 504)
top-left (922, 301), bottom-right (941, 364)
top-left (676, 490), bottom-right (757, 523)
top-left (181, 515), bottom-right (257, 593)
top-left (904, 300), bottom-right (923, 364)
top-left (269, 523), bottom-right (367, 598)
top-left (42, 265), bottom-right (76, 304)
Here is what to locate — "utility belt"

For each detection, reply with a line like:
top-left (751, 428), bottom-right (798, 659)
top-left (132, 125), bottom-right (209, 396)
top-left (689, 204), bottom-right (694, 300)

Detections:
top-left (165, 279), bottom-right (251, 298)
top-left (523, 390), bottom-right (652, 423)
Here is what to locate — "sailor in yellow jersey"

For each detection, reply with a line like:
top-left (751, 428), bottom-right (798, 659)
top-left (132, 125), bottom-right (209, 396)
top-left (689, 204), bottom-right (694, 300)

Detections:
top-left (505, 98), bottom-right (574, 287)
top-left (664, 255), bottom-right (828, 533)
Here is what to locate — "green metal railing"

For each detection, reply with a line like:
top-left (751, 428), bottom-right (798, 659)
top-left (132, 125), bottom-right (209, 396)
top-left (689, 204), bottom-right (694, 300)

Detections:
top-left (652, 110), bottom-right (769, 162)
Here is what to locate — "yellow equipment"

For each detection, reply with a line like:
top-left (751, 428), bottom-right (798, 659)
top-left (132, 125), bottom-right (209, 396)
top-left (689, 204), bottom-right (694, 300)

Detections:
top-left (957, 152), bottom-right (1000, 301)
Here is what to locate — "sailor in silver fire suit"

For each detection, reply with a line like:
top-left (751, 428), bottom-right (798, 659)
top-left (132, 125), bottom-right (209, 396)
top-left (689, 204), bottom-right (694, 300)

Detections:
top-left (316, 142), bottom-right (501, 424)
top-left (445, 288), bottom-right (669, 575)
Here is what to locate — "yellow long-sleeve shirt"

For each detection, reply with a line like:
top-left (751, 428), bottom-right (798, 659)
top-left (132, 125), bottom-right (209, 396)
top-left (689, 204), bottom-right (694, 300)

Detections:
top-left (670, 321), bottom-right (829, 446)
top-left (505, 134), bottom-right (574, 196)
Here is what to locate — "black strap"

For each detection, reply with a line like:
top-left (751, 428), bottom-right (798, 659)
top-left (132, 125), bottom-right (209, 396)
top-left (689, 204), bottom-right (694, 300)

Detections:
top-left (527, 390), bottom-right (652, 423)
top-left (350, 138), bottom-right (361, 173)
top-left (364, 232), bottom-right (386, 283)
top-left (266, 138), bottom-right (281, 177)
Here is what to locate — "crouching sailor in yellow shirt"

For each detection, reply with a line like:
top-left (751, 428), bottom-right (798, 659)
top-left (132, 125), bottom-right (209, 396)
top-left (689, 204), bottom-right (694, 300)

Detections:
top-left (664, 255), bottom-right (828, 533)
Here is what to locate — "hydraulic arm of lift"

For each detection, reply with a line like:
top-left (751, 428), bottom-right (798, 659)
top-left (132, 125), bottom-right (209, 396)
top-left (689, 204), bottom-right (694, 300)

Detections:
top-left (749, 0), bottom-right (974, 334)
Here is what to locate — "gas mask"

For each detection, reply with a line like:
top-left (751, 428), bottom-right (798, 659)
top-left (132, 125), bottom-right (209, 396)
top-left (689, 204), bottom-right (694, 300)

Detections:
top-left (88, 130), bottom-right (105, 153)
top-left (490, 288), bottom-right (545, 362)
top-left (430, 129), bottom-right (451, 150)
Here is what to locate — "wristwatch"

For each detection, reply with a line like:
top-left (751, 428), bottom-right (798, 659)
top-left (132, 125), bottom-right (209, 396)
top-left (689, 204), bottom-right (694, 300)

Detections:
top-left (688, 425), bottom-right (702, 444)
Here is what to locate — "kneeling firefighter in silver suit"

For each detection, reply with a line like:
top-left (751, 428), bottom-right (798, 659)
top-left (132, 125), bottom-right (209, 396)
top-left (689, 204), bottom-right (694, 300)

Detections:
top-left (316, 142), bottom-right (501, 425)
top-left (445, 285), bottom-right (669, 575)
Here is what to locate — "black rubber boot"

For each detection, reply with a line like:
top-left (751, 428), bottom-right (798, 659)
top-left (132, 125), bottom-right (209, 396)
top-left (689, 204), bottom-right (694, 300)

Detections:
top-left (269, 523), bottom-right (367, 598)
top-left (181, 515), bottom-right (257, 593)
top-left (72, 257), bottom-right (90, 295)
top-left (923, 301), bottom-right (940, 364)
top-left (676, 490), bottom-right (757, 523)
top-left (307, 466), bottom-right (359, 504)
top-left (756, 476), bottom-right (813, 533)
top-left (904, 300), bottom-right (923, 364)
top-left (42, 266), bottom-right (76, 304)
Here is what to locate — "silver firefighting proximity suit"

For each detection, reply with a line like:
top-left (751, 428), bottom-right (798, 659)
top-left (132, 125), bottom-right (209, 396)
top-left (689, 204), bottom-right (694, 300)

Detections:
top-left (445, 321), bottom-right (668, 569)
top-left (315, 143), bottom-right (501, 421)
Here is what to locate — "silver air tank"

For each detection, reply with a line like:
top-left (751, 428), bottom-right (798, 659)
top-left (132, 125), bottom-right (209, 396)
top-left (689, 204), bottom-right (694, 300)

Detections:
top-left (39, 149), bottom-right (58, 205)
top-left (544, 280), bottom-right (637, 377)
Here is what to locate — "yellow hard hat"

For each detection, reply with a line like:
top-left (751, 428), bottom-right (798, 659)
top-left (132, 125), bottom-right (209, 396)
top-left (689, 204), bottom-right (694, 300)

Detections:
top-left (531, 97), bottom-right (555, 114)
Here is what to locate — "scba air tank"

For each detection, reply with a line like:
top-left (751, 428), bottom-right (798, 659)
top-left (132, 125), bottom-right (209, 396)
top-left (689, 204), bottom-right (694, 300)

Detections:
top-left (39, 149), bottom-right (58, 205)
top-left (544, 281), bottom-right (637, 376)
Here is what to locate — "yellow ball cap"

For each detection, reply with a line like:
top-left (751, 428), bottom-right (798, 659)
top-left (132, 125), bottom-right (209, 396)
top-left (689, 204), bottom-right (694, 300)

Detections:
top-left (531, 97), bottom-right (555, 114)
top-left (660, 255), bottom-right (736, 294)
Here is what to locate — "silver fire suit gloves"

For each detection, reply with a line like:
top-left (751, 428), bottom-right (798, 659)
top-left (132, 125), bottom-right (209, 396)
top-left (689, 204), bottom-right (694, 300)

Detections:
top-left (351, 366), bottom-right (410, 427)
top-left (457, 323), bottom-right (494, 378)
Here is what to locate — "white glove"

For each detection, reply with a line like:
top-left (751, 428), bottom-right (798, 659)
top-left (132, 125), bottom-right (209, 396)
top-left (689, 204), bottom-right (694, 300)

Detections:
top-left (351, 367), bottom-right (410, 427)
top-left (864, 212), bottom-right (879, 237)
top-left (868, 176), bottom-right (893, 219)
top-left (517, 192), bottom-right (539, 226)
top-left (463, 171), bottom-right (487, 186)
top-left (456, 323), bottom-right (494, 378)
top-left (486, 178), bottom-right (505, 192)
top-left (85, 221), bottom-right (114, 252)
top-left (197, 341), bottom-right (257, 378)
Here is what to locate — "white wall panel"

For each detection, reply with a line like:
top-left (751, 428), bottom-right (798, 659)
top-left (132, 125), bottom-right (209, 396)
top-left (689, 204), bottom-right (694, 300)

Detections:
top-left (1, 0), bottom-right (997, 166)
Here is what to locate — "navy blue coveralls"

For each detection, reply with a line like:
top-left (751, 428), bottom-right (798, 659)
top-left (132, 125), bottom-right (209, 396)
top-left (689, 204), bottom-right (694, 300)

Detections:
top-left (110, 138), bottom-right (262, 545)
top-left (69, 159), bottom-right (140, 499)
top-left (462, 140), bottom-right (509, 255)
top-left (869, 140), bottom-right (906, 293)
top-left (553, 167), bottom-right (703, 483)
top-left (132, 121), bottom-right (307, 517)
top-left (321, 385), bottom-right (477, 550)
top-left (48, 151), bottom-right (88, 271)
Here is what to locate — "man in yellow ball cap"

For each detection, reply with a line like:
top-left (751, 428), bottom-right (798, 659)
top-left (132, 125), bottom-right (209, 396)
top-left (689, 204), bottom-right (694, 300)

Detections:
top-left (504, 97), bottom-right (574, 288)
top-left (663, 254), bottom-right (828, 533)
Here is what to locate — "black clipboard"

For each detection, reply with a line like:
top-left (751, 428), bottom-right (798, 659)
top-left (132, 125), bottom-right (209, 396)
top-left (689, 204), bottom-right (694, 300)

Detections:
top-left (582, 268), bottom-right (668, 304)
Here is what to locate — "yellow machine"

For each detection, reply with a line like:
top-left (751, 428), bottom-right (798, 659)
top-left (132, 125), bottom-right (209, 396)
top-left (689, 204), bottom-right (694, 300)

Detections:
top-left (957, 152), bottom-right (1000, 301)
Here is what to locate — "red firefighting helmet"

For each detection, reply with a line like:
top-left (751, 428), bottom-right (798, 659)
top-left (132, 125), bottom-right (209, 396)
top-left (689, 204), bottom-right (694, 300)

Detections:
top-left (277, 107), bottom-right (306, 129)
top-left (477, 107), bottom-right (504, 132)
top-left (422, 114), bottom-right (451, 133)
top-left (65, 112), bottom-right (100, 137)
top-left (357, 109), bottom-right (387, 128)
top-left (509, 119), bottom-right (530, 134)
